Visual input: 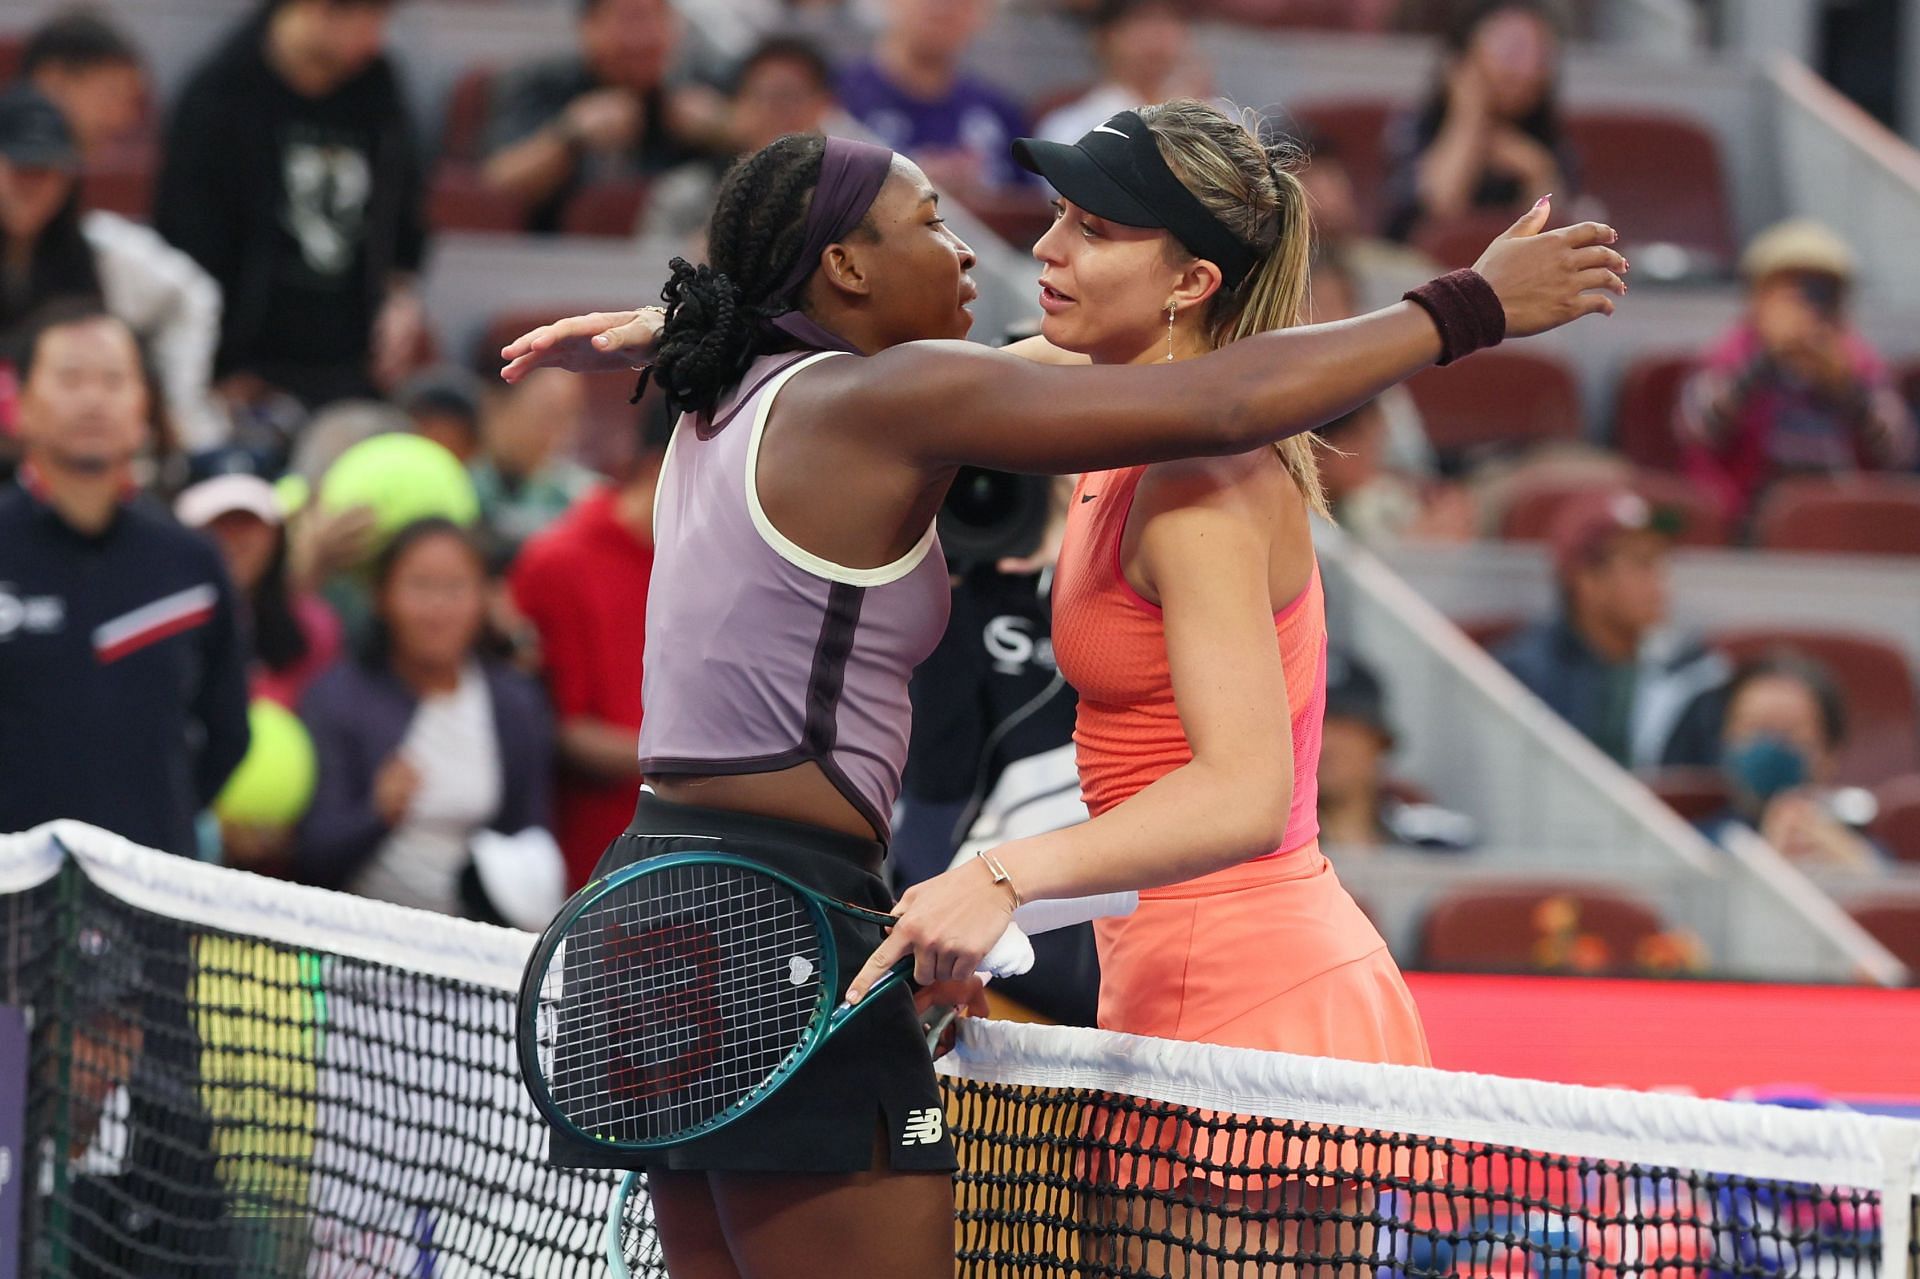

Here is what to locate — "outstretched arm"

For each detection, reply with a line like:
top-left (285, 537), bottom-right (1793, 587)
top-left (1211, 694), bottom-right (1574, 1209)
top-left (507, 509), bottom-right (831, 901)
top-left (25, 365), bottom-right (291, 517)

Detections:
top-left (820, 203), bottom-right (1621, 476)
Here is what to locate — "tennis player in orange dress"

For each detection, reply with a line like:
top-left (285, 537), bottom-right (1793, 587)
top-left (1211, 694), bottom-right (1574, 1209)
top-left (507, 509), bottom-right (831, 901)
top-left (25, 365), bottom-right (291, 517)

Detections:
top-left (847, 100), bottom-right (1614, 1273)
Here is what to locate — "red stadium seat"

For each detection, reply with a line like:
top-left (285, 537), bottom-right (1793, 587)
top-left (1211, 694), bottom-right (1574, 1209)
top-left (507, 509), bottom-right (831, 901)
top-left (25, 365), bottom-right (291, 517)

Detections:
top-left (958, 186), bottom-right (1054, 253)
top-left (562, 180), bottom-right (649, 237)
top-left (427, 166), bottom-right (528, 233)
top-left (79, 161), bottom-right (155, 221)
top-left (1419, 883), bottom-right (1669, 975)
top-left (1846, 899), bottom-right (1920, 971)
top-left (1611, 354), bottom-right (1695, 472)
top-left (1708, 628), bottom-right (1919, 785)
top-left (1871, 774), bottom-right (1920, 863)
top-left (1411, 210), bottom-right (1516, 270)
top-left (1405, 349), bottom-right (1583, 460)
top-left (1458, 615), bottom-right (1524, 651)
top-left (1192, 0), bottom-right (1395, 30)
top-left (1641, 767), bottom-right (1731, 824)
top-left (1752, 476), bottom-right (1920, 557)
top-left (1562, 112), bottom-right (1736, 271)
top-left (1287, 98), bottom-right (1394, 235)
top-left (1499, 468), bottom-right (1729, 546)
top-left (0, 36), bottom-right (22, 83)
top-left (441, 66), bottom-right (496, 163)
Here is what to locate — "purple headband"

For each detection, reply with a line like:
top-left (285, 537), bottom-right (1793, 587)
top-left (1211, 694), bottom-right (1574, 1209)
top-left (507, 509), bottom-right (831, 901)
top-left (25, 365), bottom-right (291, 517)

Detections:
top-left (766, 135), bottom-right (895, 354)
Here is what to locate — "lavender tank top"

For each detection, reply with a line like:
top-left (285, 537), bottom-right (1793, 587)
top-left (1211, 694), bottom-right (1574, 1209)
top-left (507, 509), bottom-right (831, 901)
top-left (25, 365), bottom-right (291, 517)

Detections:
top-left (636, 350), bottom-right (951, 838)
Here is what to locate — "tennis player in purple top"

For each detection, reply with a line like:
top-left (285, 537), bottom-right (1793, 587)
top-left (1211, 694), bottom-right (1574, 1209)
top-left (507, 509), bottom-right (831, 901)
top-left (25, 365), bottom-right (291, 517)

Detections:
top-left (504, 125), bottom-right (1620, 1277)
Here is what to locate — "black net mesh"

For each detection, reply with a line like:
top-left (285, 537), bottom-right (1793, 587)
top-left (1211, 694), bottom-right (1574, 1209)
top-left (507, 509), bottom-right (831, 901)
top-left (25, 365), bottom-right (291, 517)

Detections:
top-left (3, 845), bottom-right (1912, 1279)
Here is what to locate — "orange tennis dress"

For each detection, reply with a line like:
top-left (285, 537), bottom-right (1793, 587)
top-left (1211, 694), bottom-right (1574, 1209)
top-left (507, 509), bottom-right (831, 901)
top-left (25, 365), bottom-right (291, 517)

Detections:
top-left (1052, 463), bottom-right (1430, 1067)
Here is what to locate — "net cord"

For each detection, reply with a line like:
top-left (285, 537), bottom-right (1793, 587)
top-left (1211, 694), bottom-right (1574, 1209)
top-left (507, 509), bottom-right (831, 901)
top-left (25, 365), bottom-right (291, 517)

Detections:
top-left (12, 820), bottom-right (1920, 1211)
top-left (1879, 1123), bottom-right (1920, 1277)
top-left (0, 821), bottom-right (532, 992)
top-left (938, 1016), bottom-right (1920, 1193)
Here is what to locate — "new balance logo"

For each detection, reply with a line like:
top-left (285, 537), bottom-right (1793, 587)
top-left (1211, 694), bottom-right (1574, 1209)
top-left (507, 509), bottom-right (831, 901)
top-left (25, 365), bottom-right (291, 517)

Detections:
top-left (901, 1108), bottom-right (944, 1146)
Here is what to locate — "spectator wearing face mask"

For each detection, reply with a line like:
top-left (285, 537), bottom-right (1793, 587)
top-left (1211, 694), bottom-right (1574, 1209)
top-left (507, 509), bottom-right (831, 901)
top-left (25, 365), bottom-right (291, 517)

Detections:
top-left (1699, 652), bottom-right (1884, 871)
top-left (1495, 489), bottom-right (1728, 770)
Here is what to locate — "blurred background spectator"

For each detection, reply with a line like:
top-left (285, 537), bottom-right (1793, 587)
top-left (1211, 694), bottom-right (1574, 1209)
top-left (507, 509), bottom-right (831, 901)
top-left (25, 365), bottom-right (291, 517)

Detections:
top-left (470, 366), bottom-right (600, 560)
top-left (173, 458), bottom-right (342, 709)
top-left (397, 365), bottom-right (485, 465)
top-left (1035, 0), bottom-right (1205, 145)
top-left (0, 86), bottom-right (225, 448)
top-left (1319, 650), bottom-right (1478, 853)
top-left (0, 303), bottom-right (248, 858)
top-left (19, 9), bottom-right (147, 163)
top-left (293, 517), bottom-right (554, 915)
top-left (508, 401), bottom-right (670, 889)
top-left (1494, 489), bottom-right (1727, 770)
top-left (840, 0), bottom-right (1030, 204)
top-left (1699, 651), bottom-right (1885, 871)
top-left (154, 0), bottom-right (427, 415)
top-left (481, 0), bottom-right (714, 234)
top-left (1382, 0), bottom-right (1574, 244)
top-left (1676, 218), bottom-right (1916, 529)
top-left (637, 34), bottom-right (842, 250)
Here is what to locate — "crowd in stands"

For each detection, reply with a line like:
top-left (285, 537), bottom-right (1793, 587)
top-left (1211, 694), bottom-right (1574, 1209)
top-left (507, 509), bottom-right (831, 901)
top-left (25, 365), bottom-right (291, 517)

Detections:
top-left (1, 0), bottom-right (1918, 979)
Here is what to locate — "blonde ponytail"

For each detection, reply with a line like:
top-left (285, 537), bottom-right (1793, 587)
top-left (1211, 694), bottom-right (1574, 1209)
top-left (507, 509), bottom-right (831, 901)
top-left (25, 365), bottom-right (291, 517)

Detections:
top-left (1139, 100), bottom-right (1328, 517)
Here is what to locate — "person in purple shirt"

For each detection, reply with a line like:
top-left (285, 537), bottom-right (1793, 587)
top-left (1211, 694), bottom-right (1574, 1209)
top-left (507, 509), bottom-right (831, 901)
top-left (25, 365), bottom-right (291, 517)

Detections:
top-left (838, 0), bottom-right (1030, 196)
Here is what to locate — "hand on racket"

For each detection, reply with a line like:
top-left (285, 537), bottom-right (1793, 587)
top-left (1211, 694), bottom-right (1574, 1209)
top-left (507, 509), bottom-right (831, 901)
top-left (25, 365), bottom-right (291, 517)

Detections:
top-left (1470, 195), bottom-right (1627, 337)
top-left (498, 307), bottom-right (665, 383)
top-left (844, 855), bottom-right (1020, 1005)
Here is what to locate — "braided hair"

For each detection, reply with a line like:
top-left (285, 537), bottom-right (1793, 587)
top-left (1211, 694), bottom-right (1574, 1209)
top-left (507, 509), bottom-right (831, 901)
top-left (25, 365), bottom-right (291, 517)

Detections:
top-left (651, 133), bottom-right (837, 418)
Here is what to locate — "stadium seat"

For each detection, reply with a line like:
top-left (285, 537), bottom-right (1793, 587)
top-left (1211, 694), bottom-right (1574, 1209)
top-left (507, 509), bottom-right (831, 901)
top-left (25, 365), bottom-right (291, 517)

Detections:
top-left (1752, 476), bottom-right (1920, 556)
top-left (1845, 899), bottom-right (1920, 971)
top-left (1562, 112), bottom-right (1736, 271)
top-left (1610, 354), bottom-right (1695, 472)
top-left (1641, 767), bottom-right (1731, 824)
top-left (960, 187), bottom-right (1055, 255)
top-left (1287, 98), bottom-right (1394, 234)
top-left (1898, 359), bottom-right (1920, 415)
top-left (79, 161), bottom-right (155, 221)
top-left (441, 66), bottom-right (496, 163)
top-left (1499, 468), bottom-right (1730, 546)
top-left (1457, 615), bottom-right (1524, 651)
top-left (0, 36), bottom-right (21, 83)
top-left (1411, 209), bottom-right (1517, 270)
top-left (1871, 774), bottom-right (1920, 863)
top-left (427, 166), bottom-right (527, 233)
top-left (1193, 0), bottom-right (1394, 31)
top-left (1419, 883), bottom-right (1668, 975)
top-left (562, 180), bottom-right (649, 237)
top-left (1707, 628), bottom-right (1920, 785)
top-left (1405, 349), bottom-right (1582, 462)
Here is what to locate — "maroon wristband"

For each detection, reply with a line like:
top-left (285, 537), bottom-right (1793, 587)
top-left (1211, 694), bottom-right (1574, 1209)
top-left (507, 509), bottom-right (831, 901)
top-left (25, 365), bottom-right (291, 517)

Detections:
top-left (1403, 269), bottom-right (1506, 366)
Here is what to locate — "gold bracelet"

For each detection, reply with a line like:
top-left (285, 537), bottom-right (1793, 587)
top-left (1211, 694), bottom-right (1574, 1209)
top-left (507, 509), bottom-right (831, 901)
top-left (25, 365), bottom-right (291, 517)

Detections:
top-left (979, 851), bottom-right (1023, 909)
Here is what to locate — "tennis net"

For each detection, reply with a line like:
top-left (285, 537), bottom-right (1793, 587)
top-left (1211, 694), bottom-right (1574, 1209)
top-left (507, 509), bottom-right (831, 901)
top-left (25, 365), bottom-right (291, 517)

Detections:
top-left (5, 822), bottom-right (1918, 1279)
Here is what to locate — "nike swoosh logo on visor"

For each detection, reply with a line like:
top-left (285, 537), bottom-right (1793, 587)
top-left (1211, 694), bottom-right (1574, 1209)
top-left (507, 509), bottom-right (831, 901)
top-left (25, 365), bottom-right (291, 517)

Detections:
top-left (1080, 493), bottom-right (1099, 503)
top-left (1091, 125), bottom-right (1130, 139)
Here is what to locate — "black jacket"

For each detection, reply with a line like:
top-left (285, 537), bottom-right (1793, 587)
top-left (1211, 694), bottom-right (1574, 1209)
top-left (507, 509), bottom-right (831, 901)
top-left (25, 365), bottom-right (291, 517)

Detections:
top-left (153, 12), bottom-right (425, 404)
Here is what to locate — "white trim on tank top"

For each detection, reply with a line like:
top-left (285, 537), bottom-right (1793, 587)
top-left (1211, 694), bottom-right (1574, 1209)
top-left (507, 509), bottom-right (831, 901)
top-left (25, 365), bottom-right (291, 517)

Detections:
top-left (743, 349), bottom-right (940, 587)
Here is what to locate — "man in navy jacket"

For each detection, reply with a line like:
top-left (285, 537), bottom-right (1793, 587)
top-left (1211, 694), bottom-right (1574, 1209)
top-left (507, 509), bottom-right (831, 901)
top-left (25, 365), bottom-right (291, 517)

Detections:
top-left (0, 303), bottom-right (251, 854)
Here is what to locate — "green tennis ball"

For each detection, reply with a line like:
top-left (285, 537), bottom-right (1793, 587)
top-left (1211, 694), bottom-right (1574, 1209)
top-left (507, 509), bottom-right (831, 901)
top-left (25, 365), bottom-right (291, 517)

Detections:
top-left (273, 472), bottom-right (311, 518)
top-left (215, 700), bottom-right (318, 827)
top-left (319, 433), bottom-right (478, 543)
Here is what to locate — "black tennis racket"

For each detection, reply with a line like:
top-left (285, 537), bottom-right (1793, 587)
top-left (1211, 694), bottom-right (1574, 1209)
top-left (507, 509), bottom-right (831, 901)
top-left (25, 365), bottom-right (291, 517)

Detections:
top-left (517, 851), bottom-right (1062, 1152)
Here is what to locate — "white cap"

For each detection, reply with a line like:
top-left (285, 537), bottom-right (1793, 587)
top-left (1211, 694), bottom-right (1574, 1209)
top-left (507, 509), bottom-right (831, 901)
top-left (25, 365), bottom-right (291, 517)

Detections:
top-left (175, 473), bottom-right (284, 529)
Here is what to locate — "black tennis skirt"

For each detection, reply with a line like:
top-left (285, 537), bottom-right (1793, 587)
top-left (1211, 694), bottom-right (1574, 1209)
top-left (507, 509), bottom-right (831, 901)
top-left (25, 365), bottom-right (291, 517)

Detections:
top-left (545, 791), bottom-right (958, 1175)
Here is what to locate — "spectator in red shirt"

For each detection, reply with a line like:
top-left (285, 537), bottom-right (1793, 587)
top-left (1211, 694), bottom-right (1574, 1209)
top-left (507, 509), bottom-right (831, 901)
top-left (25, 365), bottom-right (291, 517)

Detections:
top-left (508, 404), bottom-right (670, 887)
top-left (1676, 219), bottom-right (1916, 527)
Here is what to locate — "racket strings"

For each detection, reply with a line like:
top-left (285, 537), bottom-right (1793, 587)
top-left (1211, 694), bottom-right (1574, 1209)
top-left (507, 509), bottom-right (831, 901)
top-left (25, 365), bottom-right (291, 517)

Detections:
top-left (536, 861), bottom-right (828, 1144)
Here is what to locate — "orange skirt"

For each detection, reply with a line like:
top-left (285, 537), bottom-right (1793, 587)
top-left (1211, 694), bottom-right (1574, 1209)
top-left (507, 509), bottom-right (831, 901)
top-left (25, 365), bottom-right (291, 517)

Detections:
top-left (1088, 842), bottom-right (1431, 1190)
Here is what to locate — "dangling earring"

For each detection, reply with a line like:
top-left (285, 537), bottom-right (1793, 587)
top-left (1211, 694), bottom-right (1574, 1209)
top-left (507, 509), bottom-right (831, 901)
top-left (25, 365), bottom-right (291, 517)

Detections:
top-left (1165, 304), bottom-right (1176, 362)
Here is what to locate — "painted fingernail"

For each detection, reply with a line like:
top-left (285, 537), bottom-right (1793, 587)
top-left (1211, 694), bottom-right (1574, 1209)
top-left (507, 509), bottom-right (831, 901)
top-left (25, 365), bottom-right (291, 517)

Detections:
top-left (1536, 193), bottom-right (1552, 206)
top-left (593, 335), bottom-right (610, 347)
